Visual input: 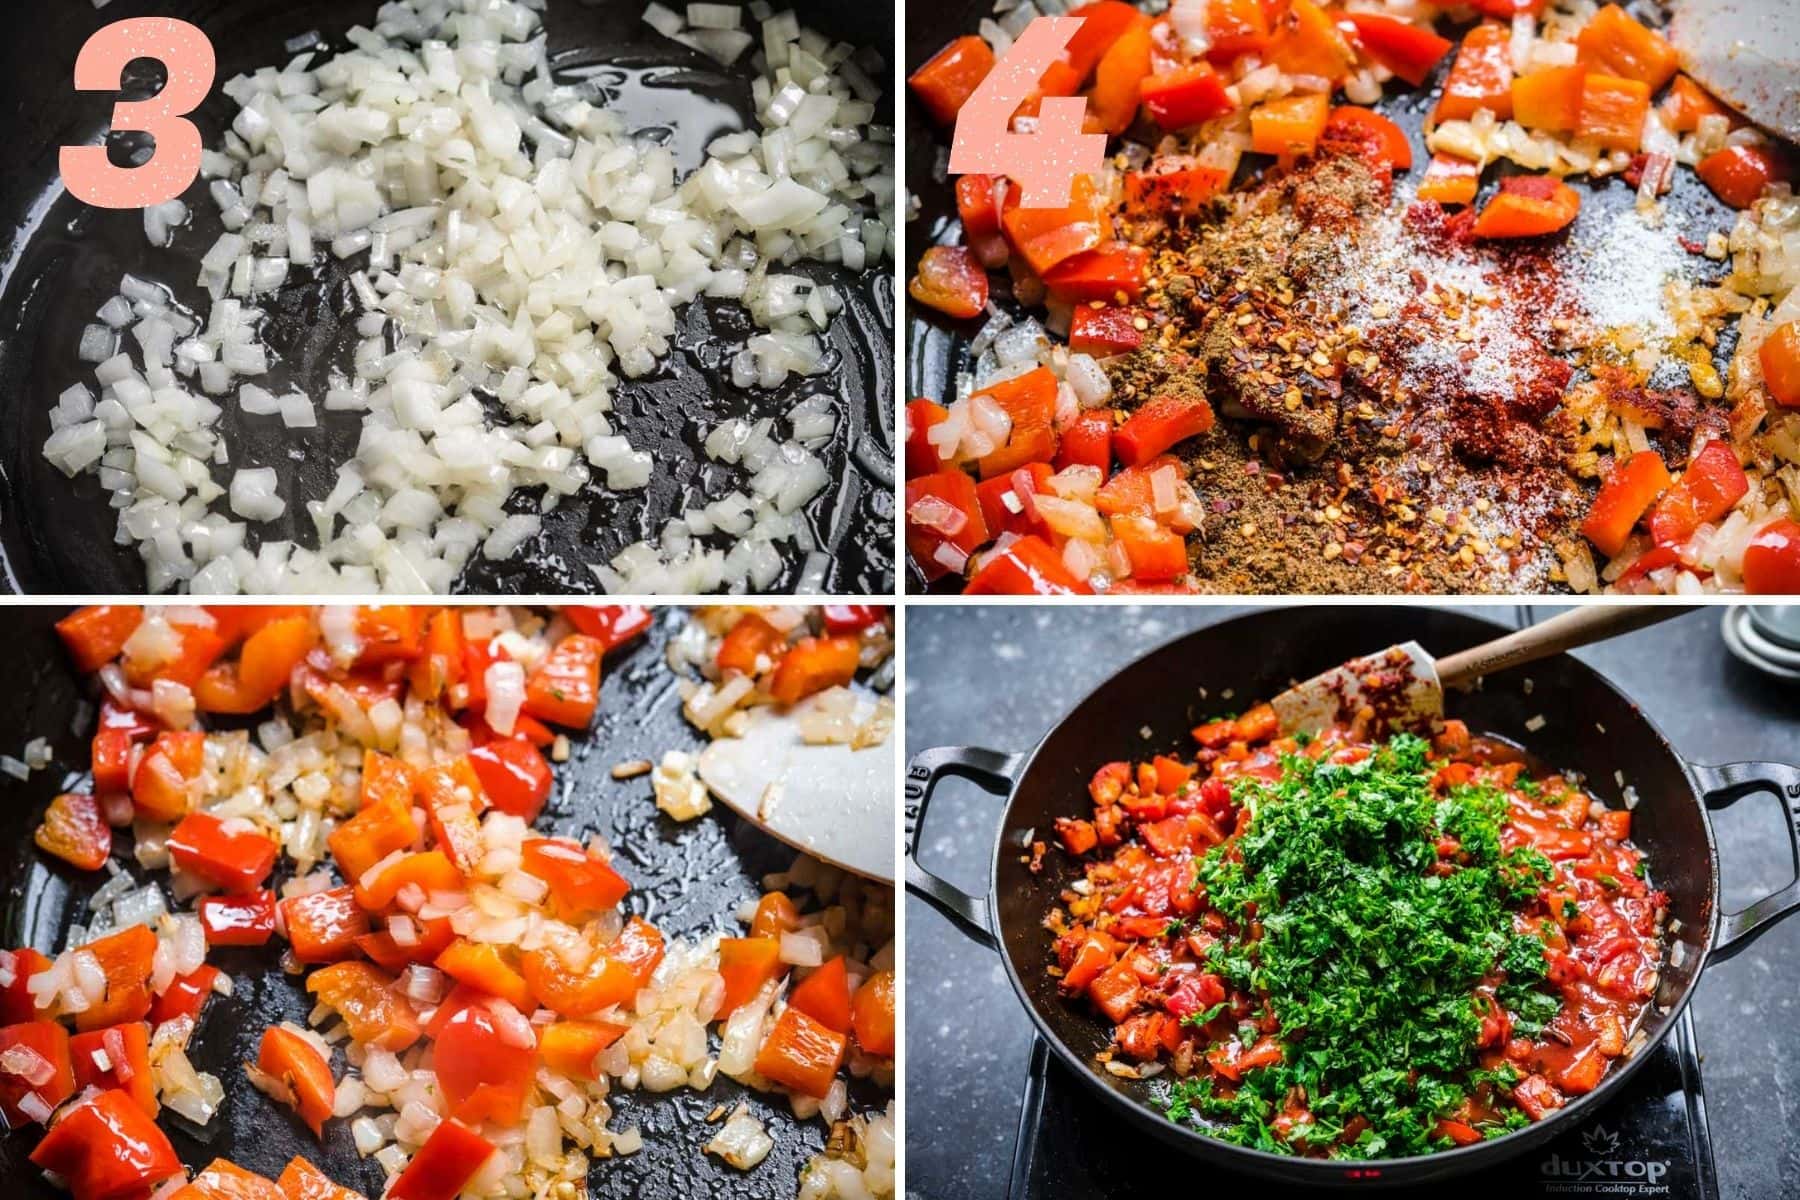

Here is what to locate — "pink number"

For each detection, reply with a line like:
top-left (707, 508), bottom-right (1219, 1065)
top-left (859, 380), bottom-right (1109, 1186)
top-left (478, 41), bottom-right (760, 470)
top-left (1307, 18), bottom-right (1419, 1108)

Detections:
top-left (947, 17), bottom-right (1107, 208)
top-left (61, 18), bottom-right (216, 209)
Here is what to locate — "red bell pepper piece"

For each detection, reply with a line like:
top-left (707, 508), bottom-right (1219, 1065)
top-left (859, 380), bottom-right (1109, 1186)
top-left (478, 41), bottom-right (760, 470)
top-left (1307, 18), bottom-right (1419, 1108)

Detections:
top-left (1001, 176), bottom-right (1106, 277)
top-left (435, 1002), bottom-right (537, 1126)
top-left (820, 606), bottom-right (884, 634)
top-left (328, 790), bottom-right (419, 881)
top-left (520, 837), bottom-right (630, 921)
top-left (975, 366), bottom-right (1060, 478)
top-left (851, 969), bottom-right (896, 1057)
top-left (1122, 159), bottom-right (1230, 218)
top-left (169, 812), bottom-right (279, 894)
top-left (1744, 518), bottom-right (1800, 594)
top-left (906, 469), bottom-right (990, 581)
top-left (280, 886), bottom-right (370, 964)
top-left (906, 398), bottom-right (951, 478)
top-left (91, 729), bottom-right (135, 796)
top-left (1696, 145), bottom-right (1789, 210)
top-left (1063, 1), bottom-right (1144, 79)
top-left (908, 35), bottom-right (995, 126)
top-left (1322, 105), bottom-right (1413, 170)
top-left (56, 606), bottom-right (143, 673)
top-left (29, 1087), bottom-right (180, 1200)
top-left (1580, 450), bottom-right (1671, 557)
top-left (0, 1020), bottom-right (75, 1124)
top-left (523, 634), bottom-right (604, 729)
top-left (36, 792), bottom-right (112, 872)
top-left (559, 604), bottom-right (652, 651)
top-left (1110, 515), bottom-right (1189, 583)
top-left (76, 925), bottom-right (156, 1031)
top-left (717, 937), bottom-right (787, 1017)
top-left (716, 613), bottom-right (787, 676)
top-left (789, 956), bottom-right (854, 1035)
top-left (121, 620), bottom-right (227, 690)
top-left (1762, 320), bottom-right (1800, 408)
top-left (1140, 63), bottom-right (1235, 129)
top-left (278, 1156), bottom-right (368, 1200)
top-left (194, 615), bottom-right (317, 715)
top-left (1648, 440), bottom-right (1749, 547)
top-left (1056, 412), bottom-right (1115, 473)
top-left (955, 174), bottom-right (1004, 243)
top-left (257, 1026), bottom-right (334, 1138)
top-left (390, 1120), bottom-right (497, 1200)
top-left (978, 464), bottom-right (1054, 539)
top-left (908, 244), bottom-right (990, 320)
top-left (352, 848), bottom-right (462, 912)
top-left (965, 535), bottom-right (1093, 594)
top-left (1435, 22), bottom-right (1513, 123)
top-left (753, 1007), bottom-right (849, 1099)
top-left (1114, 395), bottom-right (1216, 465)
top-left (1472, 175), bottom-right (1582, 239)
top-left (1042, 246), bottom-right (1147, 304)
top-left (769, 636), bottom-right (862, 705)
top-left (70, 1021), bottom-right (156, 1116)
top-left (353, 606), bottom-right (423, 665)
top-left (1344, 13), bottom-right (1452, 87)
top-left (198, 890), bottom-right (277, 947)
top-left (1203, 0), bottom-right (1272, 61)
top-left (468, 738), bottom-right (553, 822)
top-left (1069, 306), bottom-right (1145, 357)
top-left (130, 730), bottom-right (204, 823)
top-left (0, 947), bottom-right (52, 1024)
top-left (1086, 17), bottom-right (1153, 135)
top-left (149, 964), bottom-right (219, 1027)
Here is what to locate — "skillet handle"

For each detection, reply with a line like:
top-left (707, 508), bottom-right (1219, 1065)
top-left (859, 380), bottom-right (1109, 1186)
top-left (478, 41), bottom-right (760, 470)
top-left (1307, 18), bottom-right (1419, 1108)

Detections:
top-left (904, 746), bottom-right (1022, 950)
top-left (1692, 760), bottom-right (1800, 961)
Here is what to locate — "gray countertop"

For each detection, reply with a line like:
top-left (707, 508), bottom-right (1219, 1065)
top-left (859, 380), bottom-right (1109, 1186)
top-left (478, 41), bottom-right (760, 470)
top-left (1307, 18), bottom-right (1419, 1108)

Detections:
top-left (903, 604), bottom-right (1800, 1200)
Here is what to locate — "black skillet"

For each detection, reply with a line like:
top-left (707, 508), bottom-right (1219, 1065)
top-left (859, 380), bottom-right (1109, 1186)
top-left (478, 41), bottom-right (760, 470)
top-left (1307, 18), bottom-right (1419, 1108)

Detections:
top-left (0, 0), bottom-right (894, 596)
top-left (904, 605), bottom-right (1800, 1187)
top-left (902, 0), bottom-right (1744, 594)
top-left (0, 606), bottom-right (887, 1200)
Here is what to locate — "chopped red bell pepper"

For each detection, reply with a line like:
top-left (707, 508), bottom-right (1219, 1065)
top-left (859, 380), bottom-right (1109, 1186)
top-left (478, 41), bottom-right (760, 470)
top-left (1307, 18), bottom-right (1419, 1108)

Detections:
top-left (122, 620), bottom-right (227, 690)
top-left (435, 1001), bottom-right (537, 1126)
top-left (769, 636), bottom-right (862, 705)
top-left (353, 606), bottom-right (423, 665)
top-left (754, 1007), bottom-right (849, 1098)
top-left (468, 738), bottom-right (553, 822)
top-left (978, 463), bottom-right (1054, 539)
top-left (352, 848), bottom-right (462, 912)
top-left (1322, 105), bottom-right (1413, 171)
top-left (130, 730), bottom-right (204, 822)
top-left (307, 961), bottom-right (423, 1052)
top-left (906, 398), bottom-right (951, 478)
top-left (1063, 0), bottom-right (1144, 79)
top-left (1202, 0), bottom-right (1272, 61)
top-left (965, 535), bottom-right (1093, 594)
top-left (1069, 306), bottom-right (1145, 357)
top-left (906, 469), bottom-right (990, 582)
top-left (1744, 518), bottom-right (1800, 594)
top-left (559, 604), bottom-right (652, 651)
top-left (389, 1119), bottom-right (497, 1200)
top-left (1472, 174), bottom-right (1581, 239)
top-left (523, 633), bottom-right (603, 729)
top-left (1418, 153), bottom-right (1482, 206)
top-left (1000, 176), bottom-right (1106, 277)
top-left (1122, 159), bottom-right (1230, 218)
top-left (908, 244), bottom-right (990, 320)
top-left (1435, 22), bottom-right (1514, 123)
top-left (1696, 145), bottom-right (1789, 210)
top-left (328, 790), bottom-right (419, 881)
top-left (29, 1087), bottom-right (180, 1200)
top-left (1761, 320), bottom-right (1800, 408)
top-left (1140, 63), bottom-right (1235, 130)
top-left (975, 366), bottom-right (1060, 478)
top-left (955, 174), bottom-right (1005, 243)
top-left (180, 1159), bottom-right (286, 1200)
top-left (820, 606), bottom-right (884, 634)
top-left (56, 606), bottom-right (143, 673)
top-left (538, 1020), bottom-right (628, 1082)
top-left (716, 613), bottom-right (787, 676)
top-left (1055, 411), bottom-right (1115, 473)
top-left (70, 1021), bottom-right (155, 1117)
top-left (1086, 17), bottom-right (1153, 135)
top-left (789, 956), bottom-right (854, 1035)
top-left (278, 1156), bottom-right (368, 1200)
top-left (169, 812), bottom-right (279, 894)
top-left (908, 35), bottom-right (995, 126)
top-left (1114, 395), bottom-right (1216, 465)
top-left (198, 889), bottom-right (277, 947)
top-left (1648, 440), bottom-right (1749, 547)
top-left (36, 792), bottom-right (112, 872)
top-left (149, 963), bottom-right (219, 1027)
top-left (257, 1025), bottom-right (335, 1138)
top-left (0, 1019), bottom-right (75, 1124)
top-left (1042, 245), bottom-right (1148, 305)
top-left (1344, 13), bottom-right (1452, 87)
top-left (1110, 514), bottom-right (1189, 583)
top-left (280, 886), bottom-right (370, 964)
top-left (0, 947), bottom-right (52, 1024)
top-left (717, 937), bottom-right (787, 1017)
top-left (1581, 450), bottom-right (1672, 557)
top-left (76, 925), bottom-right (156, 1031)
top-left (91, 729), bottom-right (135, 796)
top-left (520, 838), bottom-right (630, 921)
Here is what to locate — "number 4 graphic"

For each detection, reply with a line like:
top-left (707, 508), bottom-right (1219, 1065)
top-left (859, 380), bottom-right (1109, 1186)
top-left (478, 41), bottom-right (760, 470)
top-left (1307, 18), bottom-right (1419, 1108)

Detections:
top-left (947, 17), bottom-right (1106, 209)
top-left (61, 18), bottom-right (216, 210)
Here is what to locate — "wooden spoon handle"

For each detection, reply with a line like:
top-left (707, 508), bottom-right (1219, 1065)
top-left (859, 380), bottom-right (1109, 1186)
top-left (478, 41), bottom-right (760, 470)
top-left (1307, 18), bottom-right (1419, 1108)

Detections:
top-left (1436, 606), bottom-right (1697, 689)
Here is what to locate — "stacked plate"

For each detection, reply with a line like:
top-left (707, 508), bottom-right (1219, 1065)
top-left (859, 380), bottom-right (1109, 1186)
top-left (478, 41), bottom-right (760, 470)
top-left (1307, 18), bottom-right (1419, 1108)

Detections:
top-left (1721, 606), bottom-right (1800, 682)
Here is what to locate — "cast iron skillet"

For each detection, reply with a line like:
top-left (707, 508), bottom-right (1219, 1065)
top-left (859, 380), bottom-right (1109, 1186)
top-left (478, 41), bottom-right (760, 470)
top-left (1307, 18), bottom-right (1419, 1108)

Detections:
top-left (0, 0), bottom-right (894, 595)
top-left (0, 606), bottom-right (887, 1200)
top-left (905, 606), bottom-right (1800, 1188)
top-left (902, 0), bottom-right (1744, 594)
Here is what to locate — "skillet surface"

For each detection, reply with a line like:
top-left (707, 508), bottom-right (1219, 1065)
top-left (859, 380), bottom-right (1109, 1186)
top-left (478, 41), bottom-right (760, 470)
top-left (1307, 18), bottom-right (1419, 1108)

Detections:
top-left (0, 606), bottom-right (886, 1200)
top-left (985, 606), bottom-right (1716, 1183)
top-left (0, 0), bottom-right (894, 596)
top-left (902, 0), bottom-right (1745, 594)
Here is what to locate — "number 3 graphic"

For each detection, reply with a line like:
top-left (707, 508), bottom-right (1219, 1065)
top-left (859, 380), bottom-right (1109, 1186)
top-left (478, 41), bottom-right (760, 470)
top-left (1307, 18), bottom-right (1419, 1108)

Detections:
top-left (60, 18), bottom-right (216, 210)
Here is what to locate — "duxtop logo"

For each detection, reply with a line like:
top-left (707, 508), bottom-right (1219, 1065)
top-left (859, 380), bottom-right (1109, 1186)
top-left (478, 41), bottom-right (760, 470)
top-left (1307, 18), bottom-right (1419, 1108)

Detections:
top-left (1539, 1123), bottom-right (1672, 1195)
top-left (1581, 1124), bottom-right (1622, 1157)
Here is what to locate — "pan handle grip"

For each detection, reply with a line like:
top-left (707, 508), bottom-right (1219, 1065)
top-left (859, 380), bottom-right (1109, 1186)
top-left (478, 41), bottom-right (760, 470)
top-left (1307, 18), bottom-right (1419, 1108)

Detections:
top-left (904, 746), bottom-right (1021, 950)
top-left (1692, 760), bottom-right (1800, 961)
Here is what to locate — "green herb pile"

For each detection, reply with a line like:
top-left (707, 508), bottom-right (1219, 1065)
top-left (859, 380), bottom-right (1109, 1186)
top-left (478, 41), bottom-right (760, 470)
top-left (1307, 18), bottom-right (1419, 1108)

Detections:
top-left (1164, 733), bottom-right (1558, 1158)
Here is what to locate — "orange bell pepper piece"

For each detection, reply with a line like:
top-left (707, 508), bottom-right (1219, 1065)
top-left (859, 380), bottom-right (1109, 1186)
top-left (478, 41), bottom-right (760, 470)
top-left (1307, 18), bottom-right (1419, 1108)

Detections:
top-left (1575, 5), bottom-right (1677, 90)
top-left (1761, 320), bottom-right (1800, 408)
top-left (353, 606), bottom-right (423, 665)
top-left (1512, 64), bottom-right (1587, 133)
top-left (1110, 515), bottom-right (1189, 583)
top-left (55, 606), bottom-right (143, 673)
top-left (717, 937), bottom-right (787, 1017)
top-left (1581, 451), bottom-right (1672, 557)
top-left (975, 366), bottom-right (1061, 478)
top-left (1417, 153), bottom-right (1481, 206)
top-left (1434, 22), bottom-right (1513, 124)
top-left (851, 969), bottom-right (896, 1057)
top-left (278, 1157), bottom-right (368, 1200)
top-left (518, 838), bottom-right (629, 921)
top-left (789, 956), bottom-right (853, 1034)
top-left (769, 636), bottom-right (862, 705)
top-left (1267, 0), bottom-right (1354, 82)
top-left (435, 940), bottom-right (536, 1013)
top-left (36, 792), bottom-right (112, 872)
top-left (353, 849), bottom-right (462, 912)
top-left (1662, 74), bottom-right (1736, 133)
top-left (1042, 245), bottom-right (1148, 305)
top-left (130, 730), bottom-right (204, 822)
top-left (908, 36), bottom-right (995, 126)
top-left (174, 1158), bottom-right (285, 1200)
top-left (1471, 175), bottom-right (1581, 239)
top-left (280, 887), bottom-right (370, 964)
top-left (123, 620), bottom-right (227, 689)
top-left (328, 793), bottom-right (419, 883)
top-left (1114, 394), bottom-right (1216, 465)
top-left (753, 1007), bottom-right (848, 1098)
top-left (1086, 18), bottom-right (1152, 135)
top-left (1321, 106), bottom-right (1412, 171)
top-left (1648, 440), bottom-right (1749, 547)
top-left (76, 925), bottom-right (156, 1031)
top-left (258, 1026), bottom-right (335, 1137)
top-left (1063, 1), bottom-right (1146, 81)
top-left (1576, 72), bottom-right (1650, 151)
top-left (195, 615), bottom-right (317, 714)
top-left (749, 892), bottom-right (802, 939)
top-left (1250, 93), bottom-right (1330, 157)
top-left (524, 634), bottom-right (604, 729)
top-left (407, 608), bottom-right (466, 702)
top-left (537, 1020), bottom-right (627, 1082)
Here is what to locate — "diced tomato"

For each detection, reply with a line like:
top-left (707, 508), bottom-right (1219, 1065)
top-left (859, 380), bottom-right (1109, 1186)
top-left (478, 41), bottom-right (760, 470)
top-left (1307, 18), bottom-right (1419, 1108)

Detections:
top-left (908, 35), bottom-right (995, 126)
top-left (1472, 174), bottom-right (1581, 239)
top-left (1648, 440), bottom-right (1749, 547)
top-left (1057, 817), bottom-right (1100, 856)
top-left (257, 1026), bottom-right (335, 1137)
top-left (70, 1022), bottom-right (155, 1116)
top-left (29, 1087), bottom-right (180, 1199)
top-left (198, 890), bottom-right (277, 947)
top-left (1576, 4), bottom-right (1677, 88)
top-left (36, 792), bottom-right (112, 872)
top-left (520, 838), bottom-right (629, 921)
top-left (1114, 394), bottom-right (1216, 465)
top-left (978, 464), bottom-right (1054, 540)
top-left (1762, 320), bottom-right (1800, 408)
top-left (390, 1120), bottom-right (496, 1200)
top-left (1043, 245), bottom-right (1148, 305)
top-left (769, 636), bottom-right (862, 705)
top-left (537, 1019), bottom-right (627, 1082)
top-left (750, 892), bottom-right (802, 939)
top-left (717, 613), bottom-right (787, 677)
top-left (1436, 1117), bottom-right (1484, 1145)
top-left (717, 936), bottom-right (787, 1016)
top-left (76, 925), bottom-right (156, 1031)
top-left (1208, 1034), bottom-right (1284, 1082)
top-left (965, 535), bottom-right (1093, 594)
top-left (523, 634), bottom-right (603, 729)
top-left (754, 1006), bottom-right (849, 1098)
top-left (1435, 22), bottom-right (1513, 123)
top-left (1514, 1072), bottom-right (1565, 1119)
top-left (1743, 518), bottom-right (1800, 594)
top-left (1122, 158), bottom-right (1229, 219)
top-left (558, 605), bottom-right (652, 652)
top-left (56, 606), bottom-right (143, 673)
top-left (789, 956), bottom-right (854, 1034)
top-left (975, 366), bottom-right (1060, 478)
top-left (1087, 18), bottom-right (1153, 135)
top-left (278, 1157), bottom-right (367, 1200)
top-left (906, 399), bottom-right (951, 478)
top-left (328, 792), bottom-right (420, 882)
top-left (1696, 145), bottom-right (1789, 210)
top-left (170, 812), bottom-right (279, 894)
top-left (909, 244), bottom-right (989, 320)
top-left (1250, 93), bottom-right (1330, 157)
top-left (1321, 106), bottom-right (1412, 171)
top-left (130, 730), bottom-right (204, 822)
top-left (1576, 72), bottom-right (1650, 151)
top-left (1140, 62), bottom-right (1236, 130)
top-left (0, 1020), bottom-right (75, 1124)
top-left (1087, 957), bottom-right (1141, 1022)
top-left (850, 969), bottom-right (896, 1057)
top-left (149, 964), bottom-right (219, 1028)
top-left (280, 887), bottom-right (370, 964)
top-left (1581, 450), bottom-right (1671, 557)
top-left (1344, 13), bottom-right (1451, 87)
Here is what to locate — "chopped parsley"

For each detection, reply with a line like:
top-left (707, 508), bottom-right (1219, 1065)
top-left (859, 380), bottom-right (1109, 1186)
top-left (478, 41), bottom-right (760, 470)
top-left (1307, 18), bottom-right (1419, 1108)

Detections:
top-left (1162, 734), bottom-right (1562, 1159)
